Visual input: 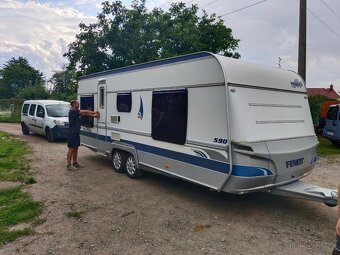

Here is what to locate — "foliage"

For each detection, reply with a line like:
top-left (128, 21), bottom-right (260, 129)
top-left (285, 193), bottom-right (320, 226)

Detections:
top-left (0, 131), bottom-right (31, 182)
top-left (0, 186), bottom-right (40, 244)
top-left (317, 136), bottom-right (340, 156)
top-left (0, 99), bottom-right (23, 123)
top-left (64, 0), bottom-right (240, 76)
top-left (308, 95), bottom-right (332, 125)
top-left (15, 84), bottom-right (49, 100)
top-left (0, 57), bottom-right (45, 99)
top-left (49, 67), bottom-right (77, 102)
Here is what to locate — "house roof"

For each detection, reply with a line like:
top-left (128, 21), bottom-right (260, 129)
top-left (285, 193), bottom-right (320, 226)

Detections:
top-left (307, 84), bottom-right (340, 99)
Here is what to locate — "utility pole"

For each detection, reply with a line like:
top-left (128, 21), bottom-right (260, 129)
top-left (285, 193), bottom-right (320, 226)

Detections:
top-left (298, 0), bottom-right (307, 81)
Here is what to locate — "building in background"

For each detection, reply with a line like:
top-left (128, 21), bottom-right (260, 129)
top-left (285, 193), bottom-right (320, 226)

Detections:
top-left (307, 84), bottom-right (340, 99)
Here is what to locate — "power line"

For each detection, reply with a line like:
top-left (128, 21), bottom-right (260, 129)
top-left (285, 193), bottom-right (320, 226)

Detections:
top-left (220, 0), bottom-right (269, 18)
top-left (320, 0), bottom-right (340, 20)
top-left (201, 0), bottom-right (219, 9)
top-left (307, 8), bottom-right (340, 39)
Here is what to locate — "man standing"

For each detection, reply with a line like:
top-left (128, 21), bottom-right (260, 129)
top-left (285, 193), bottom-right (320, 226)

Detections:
top-left (334, 185), bottom-right (340, 255)
top-left (67, 100), bottom-right (99, 170)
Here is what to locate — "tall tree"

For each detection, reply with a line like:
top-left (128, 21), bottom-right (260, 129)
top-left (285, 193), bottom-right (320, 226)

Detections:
top-left (64, 0), bottom-right (240, 76)
top-left (49, 67), bottom-right (77, 101)
top-left (0, 57), bottom-right (45, 99)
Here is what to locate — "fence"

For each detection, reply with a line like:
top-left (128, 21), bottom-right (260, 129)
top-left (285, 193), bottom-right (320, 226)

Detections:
top-left (0, 99), bottom-right (24, 123)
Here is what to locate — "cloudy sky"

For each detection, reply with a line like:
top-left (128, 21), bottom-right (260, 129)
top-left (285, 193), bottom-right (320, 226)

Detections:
top-left (0, 0), bottom-right (339, 88)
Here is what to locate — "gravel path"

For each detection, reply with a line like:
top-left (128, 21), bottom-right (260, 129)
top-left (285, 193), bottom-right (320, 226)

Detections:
top-left (0, 123), bottom-right (338, 255)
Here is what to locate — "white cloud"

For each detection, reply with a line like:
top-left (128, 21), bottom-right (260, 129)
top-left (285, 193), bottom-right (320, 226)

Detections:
top-left (0, 0), bottom-right (95, 79)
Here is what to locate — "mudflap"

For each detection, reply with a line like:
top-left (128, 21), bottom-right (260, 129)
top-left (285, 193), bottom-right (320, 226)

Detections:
top-left (269, 180), bottom-right (338, 206)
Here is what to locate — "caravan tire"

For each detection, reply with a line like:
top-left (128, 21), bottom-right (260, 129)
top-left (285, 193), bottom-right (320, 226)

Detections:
top-left (125, 155), bottom-right (143, 179)
top-left (21, 123), bottom-right (30, 135)
top-left (112, 150), bottom-right (126, 173)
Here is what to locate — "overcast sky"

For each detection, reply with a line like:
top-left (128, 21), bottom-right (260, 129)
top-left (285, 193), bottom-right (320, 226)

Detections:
top-left (0, 0), bottom-right (339, 88)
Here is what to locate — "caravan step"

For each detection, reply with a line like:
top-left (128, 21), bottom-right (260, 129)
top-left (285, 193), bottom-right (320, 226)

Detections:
top-left (270, 180), bottom-right (338, 206)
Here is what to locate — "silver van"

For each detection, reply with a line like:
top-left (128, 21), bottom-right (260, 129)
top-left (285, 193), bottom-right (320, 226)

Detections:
top-left (21, 100), bottom-right (70, 142)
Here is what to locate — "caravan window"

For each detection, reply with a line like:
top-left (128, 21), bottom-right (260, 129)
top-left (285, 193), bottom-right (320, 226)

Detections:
top-left (117, 92), bottom-right (132, 112)
top-left (152, 89), bottom-right (187, 145)
top-left (29, 104), bottom-right (36, 116)
top-left (80, 96), bottom-right (94, 128)
top-left (99, 87), bottom-right (105, 109)
top-left (327, 106), bottom-right (339, 121)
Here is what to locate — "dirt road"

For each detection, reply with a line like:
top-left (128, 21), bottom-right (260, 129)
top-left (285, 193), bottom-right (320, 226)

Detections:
top-left (0, 123), bottom-right (339, 255)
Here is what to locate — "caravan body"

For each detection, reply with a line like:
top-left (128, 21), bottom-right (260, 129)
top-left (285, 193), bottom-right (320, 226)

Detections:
top-left (77, 52), bottom-right (318, 194)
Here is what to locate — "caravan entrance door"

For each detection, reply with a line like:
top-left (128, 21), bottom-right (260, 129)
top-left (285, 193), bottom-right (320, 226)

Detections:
top-left (97, 82), bottom-right (108, 154)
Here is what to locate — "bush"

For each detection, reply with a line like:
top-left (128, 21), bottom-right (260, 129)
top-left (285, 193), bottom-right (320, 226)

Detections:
top-left (308, 95), bottom-right (332, 125)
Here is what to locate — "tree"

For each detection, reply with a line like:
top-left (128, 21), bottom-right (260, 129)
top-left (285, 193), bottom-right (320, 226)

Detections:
top-left (49, 67), bottom-right (77, 101)
top-left (0, 57), bottom-right (45, 99)
top-left (15, 84), bottom-right (49, 100)
top-left (64, 0), bottom-right (240, 76)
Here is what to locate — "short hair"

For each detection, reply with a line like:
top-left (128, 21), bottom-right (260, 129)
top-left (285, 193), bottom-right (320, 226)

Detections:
top-left (70, 100), bottom-right (78, 107)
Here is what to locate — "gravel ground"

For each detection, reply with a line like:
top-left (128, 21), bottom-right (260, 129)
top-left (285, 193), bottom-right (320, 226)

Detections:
top-left (0, 123), bottom-right (338, 255)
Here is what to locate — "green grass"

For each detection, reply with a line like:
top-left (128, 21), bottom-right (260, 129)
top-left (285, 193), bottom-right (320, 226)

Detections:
top-left (0, 114), bottom-right (20, 123)
top-left (65, 210), bottom-right (84, 220)
top-left (317, 136), bottom-right (340, 156)
top-left (0, 131), bottom-right (41, 244)
top-left (0, 186), bottom-right (41, 244)
top-left (0, 131), bottom-right (32, 182)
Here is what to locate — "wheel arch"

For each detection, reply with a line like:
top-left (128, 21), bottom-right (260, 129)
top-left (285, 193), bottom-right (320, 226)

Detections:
top-left (110, 142), bottom-right (140, 169)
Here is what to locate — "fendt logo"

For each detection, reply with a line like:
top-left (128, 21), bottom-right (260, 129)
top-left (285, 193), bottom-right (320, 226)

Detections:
top-left (290, 78), bottom-right (303, 88)
top-left (286, 158), bottom-right (304, 168)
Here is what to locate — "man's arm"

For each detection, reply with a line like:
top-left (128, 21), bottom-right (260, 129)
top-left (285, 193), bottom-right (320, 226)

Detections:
top-left (80, 110), bottom-right (100, 118)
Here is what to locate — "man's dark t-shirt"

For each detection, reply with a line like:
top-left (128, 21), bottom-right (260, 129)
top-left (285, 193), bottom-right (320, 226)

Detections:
top-left (69, 109), bottom-right (81, 134)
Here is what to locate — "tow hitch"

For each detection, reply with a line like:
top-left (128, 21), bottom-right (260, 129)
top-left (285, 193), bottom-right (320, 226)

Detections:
top-left (270, 180), bottom-right (338, 207)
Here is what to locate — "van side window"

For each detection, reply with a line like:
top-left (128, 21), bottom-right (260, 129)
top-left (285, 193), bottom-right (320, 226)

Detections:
top-left (152, 89), bottom-right (188, 145)
top-left (327, 106), bottom-right (339, 120)
top-left (29, 104), bottom-right (36, 116)
top-left (99, 87), bottom-right (105, 109)
top-left (36, 105), bottom-right (45, 118)
top-left (22, 104), bottom-right (30, 115)
top-left (80, 96), bottom-right (94, 128)
top-left (117, 92), bottom-right (132, 112)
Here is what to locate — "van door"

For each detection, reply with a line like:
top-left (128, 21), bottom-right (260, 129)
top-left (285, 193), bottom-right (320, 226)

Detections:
top-left (323, 105), bottom-right (340, 142)
top-left (97, 82), bottom-right (108, 153)
top-left (28, 104), bottom-right (37, 133)
top-left (35, 105), bottom-right (45, 135)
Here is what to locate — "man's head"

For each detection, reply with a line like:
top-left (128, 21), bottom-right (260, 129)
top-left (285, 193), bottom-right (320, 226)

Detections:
top-left (70, 100), bottom-right (79, 109)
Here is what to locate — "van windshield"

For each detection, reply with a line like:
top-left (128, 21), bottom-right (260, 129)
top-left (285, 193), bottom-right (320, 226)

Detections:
top-left (46, 104), bottom-right (70, 117)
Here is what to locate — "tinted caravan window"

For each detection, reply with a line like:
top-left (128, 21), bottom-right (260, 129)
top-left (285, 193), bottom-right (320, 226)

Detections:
top-left (22, 104), bottom-right (30, 115)
top-left (327, 106), bottom-right (339, 121)
top-left (152, 89), bottom-right (187, 145)
top-left (29, 104), bottom-right (36, 116)
top-left (117, 92), bottom-right (132, 112)
top-left (80, 96), bottom-right (94, 128)
top-left (99, 87), bottom-right (105, 109)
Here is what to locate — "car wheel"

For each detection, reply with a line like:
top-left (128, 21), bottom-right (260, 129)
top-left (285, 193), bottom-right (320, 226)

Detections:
top-left (46, 128), bottom-right (55, 142)
top-left (125, 154), bottom-right (143, 179)
top-left (112, 150), bottom-right (126, 173)
top-left (21, 123), bottom-right (30, 135)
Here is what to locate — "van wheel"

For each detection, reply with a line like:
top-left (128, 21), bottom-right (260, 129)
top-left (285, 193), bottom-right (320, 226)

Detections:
top-left (21, 123), bottom-right (30, 135)
top-left (46, 128), bottom-right (55, 142)
top-left (112, 150), bottom-right (126, 173)
top-left (331, 141), bottom-right (340, 147)
top-left (125, 155), bottom-right (143, 179)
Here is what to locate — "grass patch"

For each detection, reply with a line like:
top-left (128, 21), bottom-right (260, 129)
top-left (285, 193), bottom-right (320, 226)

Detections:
top-left (0, 131), bottom-right (32, 183)
top-left (0, 186), bottom-right (41, 244)
top-left (317, 136), bottom-right (340, 156)
top-left (65, 210), bottom-right (84, 220)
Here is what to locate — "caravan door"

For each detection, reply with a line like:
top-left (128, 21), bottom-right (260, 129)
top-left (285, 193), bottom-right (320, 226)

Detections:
top-left (97, 82), bottom-right (108, 153)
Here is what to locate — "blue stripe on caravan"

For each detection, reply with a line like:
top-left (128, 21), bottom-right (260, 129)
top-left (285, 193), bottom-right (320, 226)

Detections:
top-left (80, 130), bottom-right (273, 177)
top-left (78, 52), bottom-right (212, 81)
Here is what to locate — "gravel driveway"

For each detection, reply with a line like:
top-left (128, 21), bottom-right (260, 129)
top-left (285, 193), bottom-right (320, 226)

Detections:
top-left (0, 123), bottom-right (338, 255)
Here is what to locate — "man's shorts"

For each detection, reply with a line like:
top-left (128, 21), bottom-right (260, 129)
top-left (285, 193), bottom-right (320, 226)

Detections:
top-left (67, 133), bottom-right (80, 148)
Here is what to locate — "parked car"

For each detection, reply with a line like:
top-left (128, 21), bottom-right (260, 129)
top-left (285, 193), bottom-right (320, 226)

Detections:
top-left (323, 103), bottom-right (340, 145)
top-left (21, 100), bottom-right (70, 142)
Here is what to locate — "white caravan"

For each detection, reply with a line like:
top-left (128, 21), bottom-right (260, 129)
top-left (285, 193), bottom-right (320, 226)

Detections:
top-left (77, 52), bottom-right (337, 206)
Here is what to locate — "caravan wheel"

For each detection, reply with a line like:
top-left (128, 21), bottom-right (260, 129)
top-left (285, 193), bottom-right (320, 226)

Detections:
top-left (125, 155), bottom-right (143, 179)
top-left (112, 150), bottom-right (126, 173)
